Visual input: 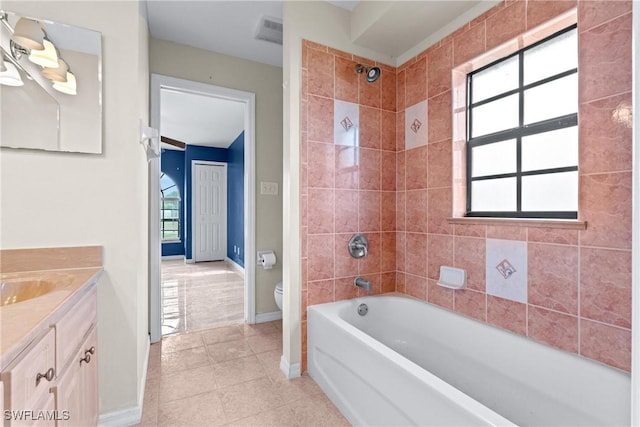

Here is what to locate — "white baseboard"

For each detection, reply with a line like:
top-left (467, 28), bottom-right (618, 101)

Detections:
top-left (98, 337), bottom-right (150, 426)
top-left (225, 257), bottom-right (245, 276)
top-left (185, 258), bottom-right (195, 264)
top-left (280, 355), bottom-right (301, 379)
top-left (161, 255), bottom-right (184, 260)
top-left (255, 311), bottom-right (282, 323)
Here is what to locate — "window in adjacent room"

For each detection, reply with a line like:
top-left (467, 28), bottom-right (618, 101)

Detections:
top-left (466, 25), bottom-right (578, 219)
top-left (161, 173), bottom-right (181, 241)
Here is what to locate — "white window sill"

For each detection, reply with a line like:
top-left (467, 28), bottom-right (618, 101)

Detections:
top-left (162, 240), bottom-right (182, 244)
top-left (447, 217), bottom-right (587, 230)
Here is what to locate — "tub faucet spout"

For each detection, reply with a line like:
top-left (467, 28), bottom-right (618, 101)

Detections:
top-left (354, 277), bottom-right (372, 291)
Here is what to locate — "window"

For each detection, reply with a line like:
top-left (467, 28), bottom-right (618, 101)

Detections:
top-left (161, 173), bottom-right (181, 241)
top-left (466, 26), bottom-right (578, 219)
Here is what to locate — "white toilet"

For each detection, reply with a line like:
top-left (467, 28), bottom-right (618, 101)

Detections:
top-left (274, 281), bottom-right (283, 311)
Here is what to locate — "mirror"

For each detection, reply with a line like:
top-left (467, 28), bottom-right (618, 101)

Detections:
top-left (0, 11), bottom-right (102, 153)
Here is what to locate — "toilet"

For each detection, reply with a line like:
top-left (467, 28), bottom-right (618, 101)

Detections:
top-left (274, 281), bottom-right (283, 311)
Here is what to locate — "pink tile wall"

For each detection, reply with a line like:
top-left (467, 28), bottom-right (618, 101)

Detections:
top-left (300, 41), bottom-right (397, 372)
top-left (394, 0), bottom-right (632, 372)
top-left (300, 0), bottom-right (632, 373)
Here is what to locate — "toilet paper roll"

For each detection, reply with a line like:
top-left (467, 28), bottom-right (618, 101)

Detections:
top-left (260, 253), bottom-right (276, 269)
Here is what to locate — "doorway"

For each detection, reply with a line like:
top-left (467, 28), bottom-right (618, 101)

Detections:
top-left (150, 74), bottom-right (257, 343)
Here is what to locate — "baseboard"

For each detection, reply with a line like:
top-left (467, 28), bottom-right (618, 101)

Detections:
top-left (225, 257), bottom-right (245, 276)
top-left (161, 255), bottom-right (184, 260)
top-left (185, 258), bottom-right (195, 264)
top-left (255, 311), bottom-right (282, 323)
top-left (98, 337), bottom-right (150, 426)
top-left (280, 355), bottom-right (301, 379)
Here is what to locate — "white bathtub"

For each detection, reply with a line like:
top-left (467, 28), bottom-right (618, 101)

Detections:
top-left (307, 295), bottom-right (630, 426)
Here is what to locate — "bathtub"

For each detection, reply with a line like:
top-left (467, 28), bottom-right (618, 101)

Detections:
top-left (307, 295), bottom-right (630, 426)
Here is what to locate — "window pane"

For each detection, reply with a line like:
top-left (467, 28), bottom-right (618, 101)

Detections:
top-left (524, 28), bottom-right (577, 85)
top-left (522, 171), bottom-right (578, 211)
top-left (522, 126), bottom-right (578, 172)
top-left (471, 94), bottom-right (519, 137)
top-left (471, 177), bottom-right (516, 211)
top-left (524, 74), bottom-right (577, 124)
top-left (472, 55), bottom-right (518, 103)
top-left (471, 139), bottom-right (517, 177)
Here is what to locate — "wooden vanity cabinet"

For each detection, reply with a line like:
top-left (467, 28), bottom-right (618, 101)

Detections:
top-left (1, 286), bottom-right (98, 427)
top-left (53, 327), bottom-right (97, 427)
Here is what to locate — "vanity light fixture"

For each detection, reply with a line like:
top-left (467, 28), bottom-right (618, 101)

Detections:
top-left (28, 38), bottom-right (58, 68)
top-left (41, 58), bottom-right (68, 82)
top-left (0, 61), bottom-right (24, 86)
top-left (11, 17), bottom-right (43, 50)
top-left (52, 71), bottom-right (76, 95)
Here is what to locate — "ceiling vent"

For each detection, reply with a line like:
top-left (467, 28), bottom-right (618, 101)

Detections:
top-left (255, 16), bottom-right (283, 46)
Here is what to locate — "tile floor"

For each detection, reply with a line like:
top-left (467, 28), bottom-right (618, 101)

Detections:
top-left (162, 260), bottom-right (244, 335)
top-left (136, 320), bottom-right (349, 427)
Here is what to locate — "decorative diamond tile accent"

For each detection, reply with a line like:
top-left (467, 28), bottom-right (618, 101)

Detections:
top-left (410, 119), bottom-right (422, 134)
top-left (404, 100), bottom-right (428, 149)
top-left (486, 239), bottom-right (527, 304)
top-left (340, 116), bottom-right (354, 131)
top-left (334, 100), bottom-right (359, 146)
top-left (496, 259), bottom-right (516, 279)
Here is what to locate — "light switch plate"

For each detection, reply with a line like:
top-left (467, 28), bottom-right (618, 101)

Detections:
top-left (260, 182), bottom-right (278, 195)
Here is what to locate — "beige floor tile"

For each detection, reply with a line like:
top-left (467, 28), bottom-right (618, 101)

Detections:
top-left (240, 322), bottom-right (280, 337)
top-left (284, 393), bottom-right (350, 427)
top-left (158, 390), bottom-right (227, 427)
top-left (160, 346), bottom-right (211, 374)
top-left (224, 406), bottom-right (298, 427)
top-left (159, 364), bottom-right (218, 403)
top-left (160, 331), bottom-right (205, 353)
top-left (270, 374), bottom-right (324, 404)
top-left (134, 376), bottom-right (160, 426)
top-left (206, 338), bottom-right (254, 363)
top-left (255, 349), bottom-right (283, 380)
top-left (213, 355), bottom-right (267, 388)
top-left (202, 325), bottom-right (244, 345)
top-left (218, 377), bottom-right (285, 422)
top-left (246, 332), bottom-right (282, 354)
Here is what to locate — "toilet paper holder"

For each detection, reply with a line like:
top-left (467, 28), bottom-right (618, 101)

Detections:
top-left (257, 250), bottom-right (277, 270)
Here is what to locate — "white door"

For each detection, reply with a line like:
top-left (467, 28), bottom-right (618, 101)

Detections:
top-left (193, 162), bottom-right (227, 262)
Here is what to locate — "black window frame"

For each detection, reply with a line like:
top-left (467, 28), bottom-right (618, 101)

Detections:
top-left (466, 24), bottom-right (578, 220)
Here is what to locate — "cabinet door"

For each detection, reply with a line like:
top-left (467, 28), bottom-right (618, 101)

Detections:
top-left (53, 327), bottom-right (97, 427)
top-left (78, 328), bottom-right (97, 426)
top-left (1, 329), bottom-right (56, 427)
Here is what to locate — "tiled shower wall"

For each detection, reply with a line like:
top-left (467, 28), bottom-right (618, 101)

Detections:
top-left (300, 41), bottom-right (398, 370)
top-left (300, 0), bottom-right (632, 372)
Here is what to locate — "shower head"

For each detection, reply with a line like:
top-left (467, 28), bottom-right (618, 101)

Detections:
top-left (355, 64), bottom-right (381, 83)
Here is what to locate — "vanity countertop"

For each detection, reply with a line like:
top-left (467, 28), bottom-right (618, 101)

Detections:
top-left (0, 246), bottom-right (103, 371)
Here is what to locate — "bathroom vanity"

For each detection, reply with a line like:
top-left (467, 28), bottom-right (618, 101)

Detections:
top-left (0, 247), bottom-right (102, 426)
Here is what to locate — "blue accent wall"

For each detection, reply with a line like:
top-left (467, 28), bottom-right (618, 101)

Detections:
top-left (184, 144), bottom-right (228, 260)
top-left (227, 132), bottom-right (245, 267)
top-left (161, 149), bottom-right (185, 257)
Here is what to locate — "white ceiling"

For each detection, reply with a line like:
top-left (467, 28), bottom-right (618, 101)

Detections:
top-left (160, 89), bottom-right (244, 149)
top-left (146, 0), bottom-right (496, 150)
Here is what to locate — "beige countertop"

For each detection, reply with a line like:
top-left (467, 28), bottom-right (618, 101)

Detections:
top-left (0, 267), bottom-right (103, 370)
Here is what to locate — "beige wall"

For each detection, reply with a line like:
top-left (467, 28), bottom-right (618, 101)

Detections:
top-left (0, 0), bottom-right (149, 416)
top-left (149, 38), bottom-right (284, 314)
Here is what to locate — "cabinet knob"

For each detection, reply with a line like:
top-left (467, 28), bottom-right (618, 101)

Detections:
top-left (36, 367), bottom-right (55, 385)
top-left (85, 346), bottom-right (95, 355)
top-left (80, 353), bottom-right (91, 365)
